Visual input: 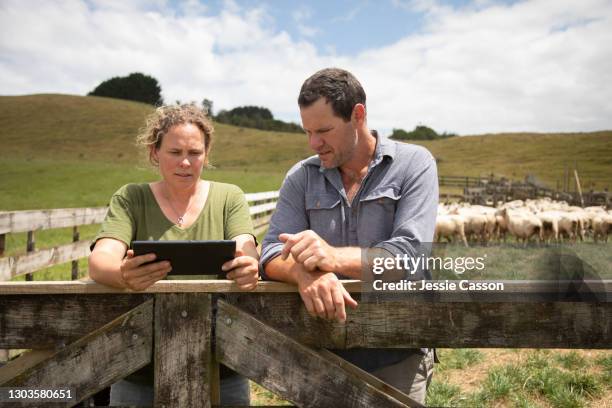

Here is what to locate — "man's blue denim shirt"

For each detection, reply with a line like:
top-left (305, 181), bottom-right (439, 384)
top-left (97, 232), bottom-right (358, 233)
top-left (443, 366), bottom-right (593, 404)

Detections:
top-left (261, 131), bottom-right (439, 277)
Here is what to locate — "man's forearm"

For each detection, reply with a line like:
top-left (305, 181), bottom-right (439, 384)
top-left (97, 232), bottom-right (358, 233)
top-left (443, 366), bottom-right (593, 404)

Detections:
top-left (266, 245), bottom-right (411, 282)
top-left (264, 255), bottom-right (300, 284)
top-left (329, 247), bottom-right (363, 278)
top-left (267, 247), bottom-right (363, 280)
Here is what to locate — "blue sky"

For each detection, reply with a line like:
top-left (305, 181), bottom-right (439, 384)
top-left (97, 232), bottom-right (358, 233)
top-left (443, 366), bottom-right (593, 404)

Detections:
top-left (1, 0), bottom-right (611, 134)
top-left (196, 0), bottom-right (428, 55)
top-left (168, 0), bottom-right (519, 55)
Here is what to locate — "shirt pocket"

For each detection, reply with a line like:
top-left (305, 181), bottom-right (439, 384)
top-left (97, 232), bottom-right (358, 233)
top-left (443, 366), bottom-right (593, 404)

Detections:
top-left (305, 193), bottom-right (342, 243)
top-left (358, 186), bottom-right (401, 241)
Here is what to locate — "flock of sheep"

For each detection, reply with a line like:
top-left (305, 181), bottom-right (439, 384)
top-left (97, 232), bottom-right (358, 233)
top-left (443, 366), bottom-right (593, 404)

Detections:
top-left (435, 198), bottom-right (612, 246)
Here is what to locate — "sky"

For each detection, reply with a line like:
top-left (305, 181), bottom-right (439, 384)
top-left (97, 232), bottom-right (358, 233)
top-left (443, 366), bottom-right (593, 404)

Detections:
top-left (1, 0), bottom-right (611, 135)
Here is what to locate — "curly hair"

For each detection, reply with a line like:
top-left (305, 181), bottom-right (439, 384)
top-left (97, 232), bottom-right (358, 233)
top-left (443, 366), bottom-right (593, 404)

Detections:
top-left (136, 103), bottom-right (214, 166)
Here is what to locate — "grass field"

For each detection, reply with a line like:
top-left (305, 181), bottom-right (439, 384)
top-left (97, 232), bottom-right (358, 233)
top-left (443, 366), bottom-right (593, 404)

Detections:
top-left (1, 94), bottom-right (611, 406)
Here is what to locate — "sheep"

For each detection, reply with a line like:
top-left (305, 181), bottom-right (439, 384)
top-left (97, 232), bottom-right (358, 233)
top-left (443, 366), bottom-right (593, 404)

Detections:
top-left (435, 214), bottom-right (469, 247)
top-left (453, 208), bottom-right (489, 244)
top-left (470, 205), bottom-right (498, 243)
top-left (500, 208), bottom-right (543, 245)
top-left (592, 214), bottom-right (612, 243)
top-left (536, 211), bottom-right (561, 243)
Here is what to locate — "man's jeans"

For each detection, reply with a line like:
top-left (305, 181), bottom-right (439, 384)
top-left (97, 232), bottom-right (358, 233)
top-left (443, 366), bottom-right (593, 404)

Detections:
top-left (371, 349), bottom-right (435, 404)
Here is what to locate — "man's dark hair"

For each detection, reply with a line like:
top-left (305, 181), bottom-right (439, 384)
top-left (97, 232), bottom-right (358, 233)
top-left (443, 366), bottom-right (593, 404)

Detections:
top-left (298, 68), bottom-right (366, 122)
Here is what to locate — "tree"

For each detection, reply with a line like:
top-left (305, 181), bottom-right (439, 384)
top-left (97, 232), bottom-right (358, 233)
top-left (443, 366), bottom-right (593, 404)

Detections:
top-left (390, 125), bottom-right (457, 141)
top-left (88, 72), bottom-right (163, 106)
top-left (215, 105), bottom-right (302, 133)
top-left (201, 99), bottom-right (214, 116)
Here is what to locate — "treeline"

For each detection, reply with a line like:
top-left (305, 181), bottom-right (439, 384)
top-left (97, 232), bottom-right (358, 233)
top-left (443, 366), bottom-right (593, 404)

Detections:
top-left (390, 126), bottom-right (457, 141)
top-left (214, 106), bottom-right (302, 133)
top-left (88, 73), bottom-right (455, 137)
top-left (87, 73), bottom-right (302, 133)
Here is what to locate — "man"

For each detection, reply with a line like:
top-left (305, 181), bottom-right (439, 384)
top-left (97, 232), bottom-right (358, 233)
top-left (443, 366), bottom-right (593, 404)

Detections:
top-left (261, 67), bottom-right (438, 403)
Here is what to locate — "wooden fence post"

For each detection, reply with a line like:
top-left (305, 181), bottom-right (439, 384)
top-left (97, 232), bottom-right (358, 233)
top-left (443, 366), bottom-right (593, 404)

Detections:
top-left (154, 293), bottom-right (218, 407)
top-left (25, 231), bottom-right (34, 281)
top-left (0, 233), bottom-right (5, 257)
top-left (71, 226), bottom-right (79, 280)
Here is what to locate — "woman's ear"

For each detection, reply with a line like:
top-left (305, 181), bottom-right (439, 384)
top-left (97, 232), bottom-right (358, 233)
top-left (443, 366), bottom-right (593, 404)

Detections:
top-left (150, 146), bottom-right (159, 166)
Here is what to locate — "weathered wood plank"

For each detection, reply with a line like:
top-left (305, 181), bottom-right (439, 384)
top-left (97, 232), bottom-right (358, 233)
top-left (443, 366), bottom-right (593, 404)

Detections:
top-left (0, 350), bottom-right (54, 385)
top-left (0, 279), bottom-right (609, 296)
top-left (0, 300), bottom-right (153, 407)
top-left (0, 240), bottom-right (91, 281)
top-left (318, 349), bottom-right (419, 407)
top-left (245, 191), bottom-right (279, 202)
top-left (249, 201), bottom-right (277, 216)
top-left (0, 294), bottom-right (150, 348)
top-left (0, 207), bottom-right (108, 234)
top-left (216, 300), bottom-right (412, 408)
top-left (224, 293), bottom-right (612, 349)
top-left (0, 279), bottom-right (303, 294)
top-left (154, 293), bottom-right (216, 407)
top-left (221, 293), bottom-right (346, 348)
top-left (344, 300), bottom-right (612, 348)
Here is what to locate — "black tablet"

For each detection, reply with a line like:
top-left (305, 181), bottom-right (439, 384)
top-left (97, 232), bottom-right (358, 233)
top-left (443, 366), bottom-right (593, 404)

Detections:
top-left (132, 240), bottom-right (235, 278)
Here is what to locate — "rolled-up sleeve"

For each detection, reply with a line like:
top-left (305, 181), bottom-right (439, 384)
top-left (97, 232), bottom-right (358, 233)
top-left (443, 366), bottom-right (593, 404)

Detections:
top-left (373, 149), bottom-right (438, 277)
top-left (260, 164), bottom-right (310, 277)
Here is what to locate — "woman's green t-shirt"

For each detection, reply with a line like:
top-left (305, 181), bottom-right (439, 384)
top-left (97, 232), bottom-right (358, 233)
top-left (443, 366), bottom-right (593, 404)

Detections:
top-left (93, 181), bottom-right (255, 277)
top-left (95, 181), bottom-right (253, 243)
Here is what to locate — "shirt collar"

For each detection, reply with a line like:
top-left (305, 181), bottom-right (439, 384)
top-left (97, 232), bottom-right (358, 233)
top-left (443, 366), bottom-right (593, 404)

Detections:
top-left (304, 129), bottom-right (396, 171)
top-left (371, 130), bottom-right (396, 166)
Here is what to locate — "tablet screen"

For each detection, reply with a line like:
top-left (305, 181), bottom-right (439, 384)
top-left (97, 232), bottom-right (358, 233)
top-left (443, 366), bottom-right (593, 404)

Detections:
top-left (132, 240), bottom-right (235, 278)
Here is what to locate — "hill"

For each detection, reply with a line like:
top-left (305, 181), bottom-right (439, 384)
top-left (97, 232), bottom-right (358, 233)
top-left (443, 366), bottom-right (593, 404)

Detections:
top-left (1, 94), bottom-right (611, 210)
top-left (0, 94), bottom-right (311, 209)
top-left (411, 132), bottom-right (612, 191)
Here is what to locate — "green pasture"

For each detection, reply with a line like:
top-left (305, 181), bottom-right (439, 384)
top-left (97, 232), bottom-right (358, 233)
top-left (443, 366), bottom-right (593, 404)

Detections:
top-left (0, 157), bottom-right (285, 210)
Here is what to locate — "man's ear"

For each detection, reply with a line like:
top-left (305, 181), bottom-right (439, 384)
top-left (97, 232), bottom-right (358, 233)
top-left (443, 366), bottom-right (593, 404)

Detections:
top-left (352, 103), bottom-right (366, 124)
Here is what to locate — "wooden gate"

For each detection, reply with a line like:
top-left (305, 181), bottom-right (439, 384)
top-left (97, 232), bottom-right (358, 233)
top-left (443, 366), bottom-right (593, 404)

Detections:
top-left (0, 279), bottom-right (610, 407)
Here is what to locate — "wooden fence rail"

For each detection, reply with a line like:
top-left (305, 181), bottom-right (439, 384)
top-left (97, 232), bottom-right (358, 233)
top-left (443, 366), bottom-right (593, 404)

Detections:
top-left (0, 280), bottom-right (610, 407)
top-left (0, 191), bottom-right (279, 282)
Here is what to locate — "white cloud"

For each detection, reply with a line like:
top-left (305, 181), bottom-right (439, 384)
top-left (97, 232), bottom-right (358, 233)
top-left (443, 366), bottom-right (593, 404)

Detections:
top-left (0, 0), bottom-right (611, 134)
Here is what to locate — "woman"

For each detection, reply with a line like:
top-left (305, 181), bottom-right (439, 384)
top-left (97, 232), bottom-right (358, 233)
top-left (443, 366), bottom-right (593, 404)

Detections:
top-left (89, 104), bottom-right (258, 406)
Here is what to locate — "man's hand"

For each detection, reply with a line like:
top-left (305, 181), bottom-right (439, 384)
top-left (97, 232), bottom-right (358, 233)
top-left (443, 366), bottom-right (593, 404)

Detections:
top-left (295, 264), bottom-right (358, 322)
top-left (280, 230), bottom-right (338, 272)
